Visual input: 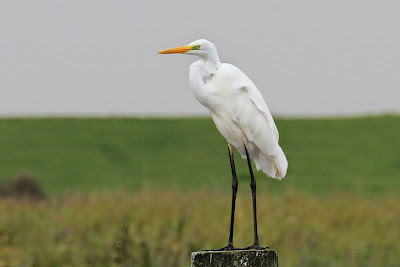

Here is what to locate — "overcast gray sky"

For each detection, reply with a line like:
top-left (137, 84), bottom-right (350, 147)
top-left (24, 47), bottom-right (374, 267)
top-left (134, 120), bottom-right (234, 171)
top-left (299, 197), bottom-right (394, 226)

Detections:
top-left (1, 1), bottom-right (399, 117)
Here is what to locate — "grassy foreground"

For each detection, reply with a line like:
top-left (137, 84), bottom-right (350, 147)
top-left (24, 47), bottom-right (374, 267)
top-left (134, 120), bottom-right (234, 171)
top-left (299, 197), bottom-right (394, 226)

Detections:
top-left (0, 116), bottom-right (399, 266)
top-left (0, 116), bottom-right (399, 195)
top-left (0, 190), bottom-right (399, 267)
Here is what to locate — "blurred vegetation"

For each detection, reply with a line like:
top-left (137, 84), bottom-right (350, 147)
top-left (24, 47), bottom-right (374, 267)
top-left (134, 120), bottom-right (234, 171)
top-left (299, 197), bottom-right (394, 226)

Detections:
top-left (0, 190), bottom-right (399, 266)
top-left (0, 116), bottom-right (399, 196)
top-left (0, 116), bottom-right (399, 266)
top-left (0, 174), bottom-right (46, 200)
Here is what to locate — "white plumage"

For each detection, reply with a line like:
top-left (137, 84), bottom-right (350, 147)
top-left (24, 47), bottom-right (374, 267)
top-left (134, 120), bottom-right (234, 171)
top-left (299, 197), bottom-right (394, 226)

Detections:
top-left (160, 39), bottom-right (288, 179)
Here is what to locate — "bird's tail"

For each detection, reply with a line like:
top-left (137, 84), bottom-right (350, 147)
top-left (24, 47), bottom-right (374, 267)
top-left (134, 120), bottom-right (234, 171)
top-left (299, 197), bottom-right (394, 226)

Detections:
top-left (270, 146), bottom-right (288, 179)
top-left (252, 145), bottom-right (288, 180)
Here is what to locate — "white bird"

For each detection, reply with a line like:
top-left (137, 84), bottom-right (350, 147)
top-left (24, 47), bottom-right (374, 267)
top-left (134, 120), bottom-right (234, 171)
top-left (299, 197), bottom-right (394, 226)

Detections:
top-left (159, 39), bottom-right (288, 250)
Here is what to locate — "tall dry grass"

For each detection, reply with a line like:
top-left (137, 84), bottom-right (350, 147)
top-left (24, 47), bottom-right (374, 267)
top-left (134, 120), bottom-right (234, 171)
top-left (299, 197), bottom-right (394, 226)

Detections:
top-left (0, 190), bottom-right (399, 266)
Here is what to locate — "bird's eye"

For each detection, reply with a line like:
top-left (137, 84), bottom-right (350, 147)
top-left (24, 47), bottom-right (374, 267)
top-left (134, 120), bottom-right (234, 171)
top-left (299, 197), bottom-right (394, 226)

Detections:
top-left (192, 45), bottom-right (201, 50)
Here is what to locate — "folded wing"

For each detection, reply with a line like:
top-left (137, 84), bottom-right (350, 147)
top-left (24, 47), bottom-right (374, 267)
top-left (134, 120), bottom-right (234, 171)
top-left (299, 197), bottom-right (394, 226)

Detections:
top-left (221, 64), bottom-right (288, 179)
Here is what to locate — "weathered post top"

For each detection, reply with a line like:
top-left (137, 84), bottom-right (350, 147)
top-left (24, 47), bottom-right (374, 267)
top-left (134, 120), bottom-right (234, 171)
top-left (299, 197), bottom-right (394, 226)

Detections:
top-left (191, 249), bottom-right (278, 267)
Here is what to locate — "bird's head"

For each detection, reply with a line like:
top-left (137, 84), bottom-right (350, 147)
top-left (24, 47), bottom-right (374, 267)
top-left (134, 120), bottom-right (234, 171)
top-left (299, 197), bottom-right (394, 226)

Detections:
top-left (159, 39), bottom-right (220, 66)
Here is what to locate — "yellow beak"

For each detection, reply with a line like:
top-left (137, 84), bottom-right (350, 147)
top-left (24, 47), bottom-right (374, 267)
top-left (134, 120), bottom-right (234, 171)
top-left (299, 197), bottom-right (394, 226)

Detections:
top-left (158, 45), bottom-right (192, 54)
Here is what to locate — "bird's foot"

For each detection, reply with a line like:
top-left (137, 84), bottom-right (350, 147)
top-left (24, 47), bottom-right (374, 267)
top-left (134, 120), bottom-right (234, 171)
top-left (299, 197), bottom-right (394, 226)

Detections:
top-left (203, 243), bottom-right (268, 251)
top-left (203, 244), bottom-right (238, 251)
top-left (236, 243), bottom-right (268, 250)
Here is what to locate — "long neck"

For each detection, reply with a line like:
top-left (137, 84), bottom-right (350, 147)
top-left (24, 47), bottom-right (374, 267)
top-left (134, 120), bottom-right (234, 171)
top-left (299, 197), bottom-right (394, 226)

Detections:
top-left (189, 60), bottom-right (216, 106)
top-left (199, 49), bottom-right (221, 69)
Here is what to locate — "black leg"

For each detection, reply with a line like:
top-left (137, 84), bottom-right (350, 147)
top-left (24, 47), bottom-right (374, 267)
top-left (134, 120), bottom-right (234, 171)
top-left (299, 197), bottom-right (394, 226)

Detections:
top-left (205, 143), bottom-right (239, 251)
top-left (240, 144), bottom-right (267, 250)
top-left (227, 143), bottom-right (238, 248)
top-left (204, 143), bottom-right (267, 251)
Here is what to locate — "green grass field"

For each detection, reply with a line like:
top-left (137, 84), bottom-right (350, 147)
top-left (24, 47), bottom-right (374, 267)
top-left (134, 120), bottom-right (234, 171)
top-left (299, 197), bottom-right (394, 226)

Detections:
top-left (1, 190), bottom-right (399, 266)
top-left (0, 116), bottom-right (399, 195)
top-left (0, 117), bottom-right (399, 266)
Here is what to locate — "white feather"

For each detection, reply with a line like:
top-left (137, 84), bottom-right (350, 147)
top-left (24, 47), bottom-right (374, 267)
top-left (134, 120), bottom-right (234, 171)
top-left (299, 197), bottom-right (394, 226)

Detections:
top-left (185, 39), bottom-right (287, 179)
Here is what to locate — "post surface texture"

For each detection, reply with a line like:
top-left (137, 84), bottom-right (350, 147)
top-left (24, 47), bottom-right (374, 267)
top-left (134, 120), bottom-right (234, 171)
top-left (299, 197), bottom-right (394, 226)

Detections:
top-left (191, 249), bottom-right (278, 267)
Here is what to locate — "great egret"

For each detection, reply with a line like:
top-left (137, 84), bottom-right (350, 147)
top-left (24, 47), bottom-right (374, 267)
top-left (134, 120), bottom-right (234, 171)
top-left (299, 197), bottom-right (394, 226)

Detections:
top-left (159, 39), bottom-right (288, 250)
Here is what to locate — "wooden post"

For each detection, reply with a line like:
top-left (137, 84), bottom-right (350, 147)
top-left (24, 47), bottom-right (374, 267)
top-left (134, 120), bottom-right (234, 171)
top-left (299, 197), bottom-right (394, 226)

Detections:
top-left (191, 249), bottom-right (278, 267)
